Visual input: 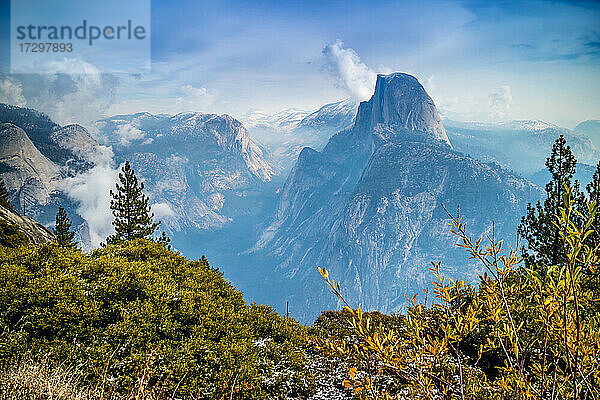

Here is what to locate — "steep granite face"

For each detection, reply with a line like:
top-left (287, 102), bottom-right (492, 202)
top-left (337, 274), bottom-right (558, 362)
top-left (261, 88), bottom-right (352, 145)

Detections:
top-left (356, 73), bottom-right (451, 148)
top-left (0, 104), bottom-right (95, 171)
top-left (252, 73), bottom-right (540, 322)
top-left (50, 124), bottom-right (106, 166)
top-left (97, 112), bottom-right (275, 235)
top-left (0, 203), bottom-right (55, 245)
top-left (0, 106), bottom-right (103, 244)
top-left (0, 123), bottom-right (61, 206)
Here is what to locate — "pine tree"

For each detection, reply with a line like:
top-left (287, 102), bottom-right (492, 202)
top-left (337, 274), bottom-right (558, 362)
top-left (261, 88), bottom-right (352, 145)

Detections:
top-left (106, 161), bottom-right (159, 244)
top-left (518, 135), bottom-right (584, 270)
top-left (0, 178), bottom-right (12, 211)
top-left (54, 205), bottom-right (77, 248)
top-left (157, 231), bottom-right (172, 250)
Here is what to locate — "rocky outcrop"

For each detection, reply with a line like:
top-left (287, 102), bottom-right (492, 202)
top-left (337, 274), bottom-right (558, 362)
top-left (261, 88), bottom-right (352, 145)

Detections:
top-left (0, 105), bottom-right (103, 248)
top-left (0, 123), bottom-right (61, 205)
top-left (0, 204), bottom-right (55, 245)
top-left (97, 112), bottom-right (275, 235)
top-left (357, 73), bottom-right (451, 148)
top-left (252, 73), bottom-right (541, 322)
top-left (50, 124), bottom-right (105, 166)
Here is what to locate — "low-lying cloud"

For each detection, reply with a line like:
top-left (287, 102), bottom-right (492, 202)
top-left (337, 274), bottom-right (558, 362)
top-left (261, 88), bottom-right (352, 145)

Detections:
top-left (0, 77), bottom-right (27, 107)
top-left (152, 202), bottom-right (175, 220)
top-left (489, 85), bottom-right (513, 121)
top-left (0, 58), bottom-right (118, 129)
top-left (115, 123), bottom-right (145, 146)
top-left (60, 148), bottom-right (118, 248)
top-left (322, 39), bottom-right (377, 101)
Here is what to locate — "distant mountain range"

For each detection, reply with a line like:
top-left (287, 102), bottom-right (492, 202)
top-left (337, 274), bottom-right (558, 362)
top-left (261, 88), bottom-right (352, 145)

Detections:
top-left (242, 99), bottom-right (358, 171)
top-left (0, 77), bottom-right (597, 322)
top-left (97, 112), bottom-right (275, 235)
top-left (0, 105), bottom-right (279, 250)
top-left (444, 119), bottom-right (599, 176)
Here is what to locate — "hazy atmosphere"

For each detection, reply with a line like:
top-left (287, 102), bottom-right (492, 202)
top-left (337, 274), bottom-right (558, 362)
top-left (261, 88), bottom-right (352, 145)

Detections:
top-left (1, 0), bottom-right (599, 128)
top-left (0, 1), bottom-right (599, 398)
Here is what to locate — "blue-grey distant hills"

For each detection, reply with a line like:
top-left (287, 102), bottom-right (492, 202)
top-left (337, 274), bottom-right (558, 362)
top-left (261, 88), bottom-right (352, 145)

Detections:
top-left (574, 120), bottom-right (600, 150)
top-left (445, 119), bottom-right (599, 177)
top-left (249, 73), bottom-right (543, 322)
top-left (242, 99), bottom-right (358, 171)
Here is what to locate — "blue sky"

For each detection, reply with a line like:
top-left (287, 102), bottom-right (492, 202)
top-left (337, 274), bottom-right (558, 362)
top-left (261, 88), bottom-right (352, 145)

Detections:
top-left (1, 0), bottom-right (599, 128)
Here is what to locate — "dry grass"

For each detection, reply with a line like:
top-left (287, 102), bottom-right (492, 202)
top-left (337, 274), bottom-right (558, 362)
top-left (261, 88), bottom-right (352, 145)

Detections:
top-left (0, 360), bottom-right (95, 400)
top-left (0, 355), bottom-right (169, 400)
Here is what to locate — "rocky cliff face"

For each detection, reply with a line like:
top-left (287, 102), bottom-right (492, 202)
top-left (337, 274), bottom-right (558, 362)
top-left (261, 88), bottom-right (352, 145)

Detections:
top-left (0, 105), bottom-right (99, 243)
top-left (0, 204), bottom-right (55, 245)
top-left (97, 112), bottom-right (275, 235)
top-left (0, 104), bottom-right (94, 171)
top-left (252, 73), bottom-right (541, 322)
top-left (0, 123), bottom-right (61, 206)
top-left (357, 73), bottom-right (451, 148)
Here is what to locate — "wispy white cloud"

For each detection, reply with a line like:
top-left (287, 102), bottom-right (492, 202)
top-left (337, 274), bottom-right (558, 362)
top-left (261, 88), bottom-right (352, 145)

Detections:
top-left (322, 39), bottom-right (378, 101)
top-left (60, 148), bottom-right (119, 248)
top-left (489, 85), bottom-right (513, 121)
top-left (0, 77), bottom-right (26, 106)
top-left (105, 83), bottom-right (216, 116)
top-left (2, 58), bottom-right (119, 129)
top-left (114, 122), bottom-right (145, 146)
top-left (174, 85), bottom-right (214, 113)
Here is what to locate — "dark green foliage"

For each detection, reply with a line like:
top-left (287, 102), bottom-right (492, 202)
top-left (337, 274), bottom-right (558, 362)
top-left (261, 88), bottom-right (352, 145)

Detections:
top-left (53, 205), bottom-right (76, 248)
top-left (0, 178), bottom-right (12, 211)
top-left (583, 161), bottom-right (600, 314)
top-left (0, 221), bottom-right (28, 248)
top-left (519, 135), bottom-right (583, 269)
top-left (106, 161), bottom-right (159, 245)
top-left (156, 230), bottom-right (171, 250)
top-left (0, 240), bottom-right (313, 399)
top-left (586, 160), bottom-right (600, 248)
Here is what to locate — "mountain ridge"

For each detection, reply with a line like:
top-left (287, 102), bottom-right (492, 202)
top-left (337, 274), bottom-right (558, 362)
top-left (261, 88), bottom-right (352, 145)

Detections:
top-left (250, 72), bottom-right (541, 321)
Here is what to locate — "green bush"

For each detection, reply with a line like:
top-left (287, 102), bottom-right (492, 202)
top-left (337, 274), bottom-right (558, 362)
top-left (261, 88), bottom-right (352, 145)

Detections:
top-left (0, 239), bottom-right (313, 399)
top-left (0, 220), bottom-right (29, 248)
